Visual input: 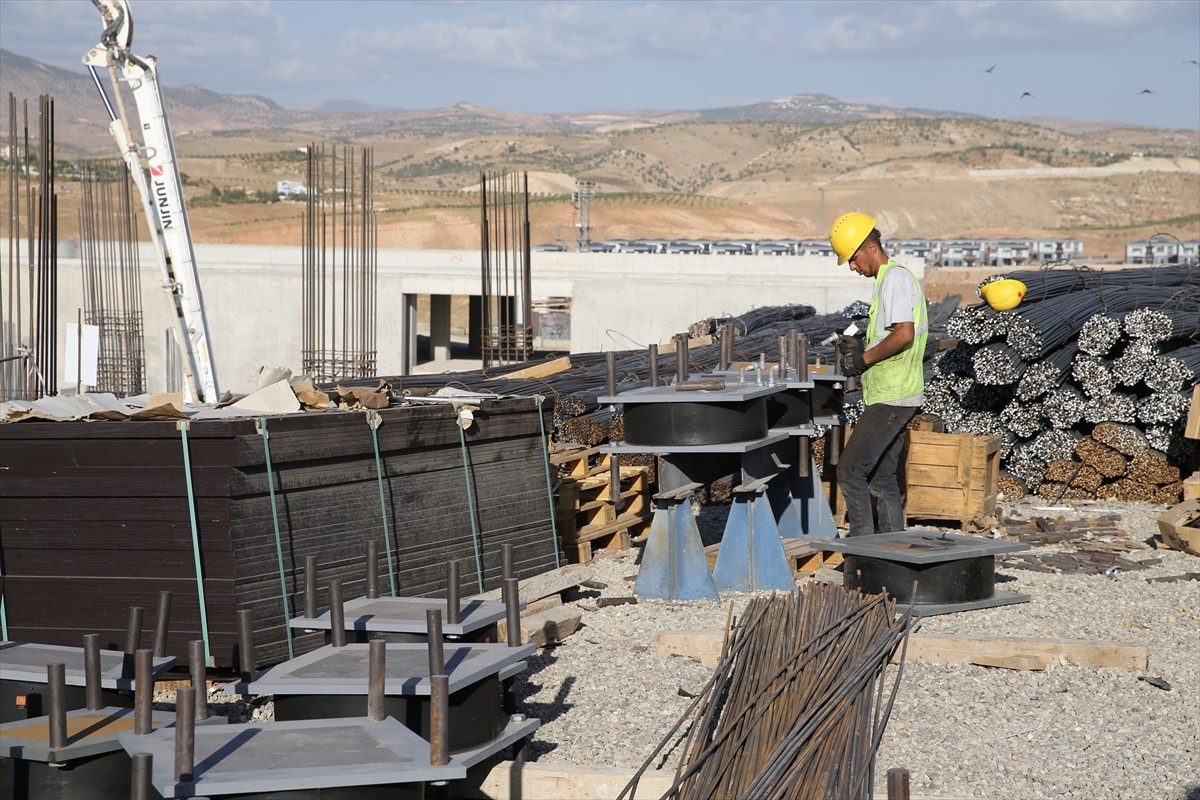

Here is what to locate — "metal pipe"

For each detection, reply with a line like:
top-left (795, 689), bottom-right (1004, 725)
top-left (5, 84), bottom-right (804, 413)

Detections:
top-left (153, 591), bottom-right (172, 659)
top-left (430, 674), bottom-right (450, 767)
top-left (675, 334), bottom-right (689, 385)
top-left (189, 640), bottom-right (208, 721)
top-left (718, 326), bottom-right (730, 371)
top-left (84, 633), bottom-right (103, 711)
top-left (648, 343), bottom-right (659, 387)
top-left (504, 577), bottom-right (522, 648)
top-left (501, 543), bottom-right (514, 583)
top-left (426, 609), bottom-right (445, 676)
top-left (237, 608), bottom-right (256, 681)
top-left (606, 351), bottom-right (616, 397)
top-left (366, 540), bottom-right (379, 600)
top-left (610, 453), bottom-right (622, 512)
top-left (329, 579), bottom-right (346, 648)
top-left (778, 335), bottom-right (789, 374)
top-left (367, 639), bottom-right (386, 723)
top-left (134, 648), bottom-right (153, 735)
top-left (887, 767), bottom-right (911, 800)
top-left (798, 435), bottom-right (811, 479)
top-left (131, 753), bottom-right (153, 800)
top-left (174, 686), bottom-right (195, 782)
top-left (828, 426), bottom-right (842, 466)
top-left (305, 555), bottom-right (318, 619)
top-left (47, 662), bottom-right (67, 750)
top-left (125, 605), bottom-right (144, 654)
top-left (446, 561), bottom-right (461, 625)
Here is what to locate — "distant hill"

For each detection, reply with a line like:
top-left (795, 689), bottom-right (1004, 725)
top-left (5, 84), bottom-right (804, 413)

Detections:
top-left (0, 48), bottom-right (1025, 153)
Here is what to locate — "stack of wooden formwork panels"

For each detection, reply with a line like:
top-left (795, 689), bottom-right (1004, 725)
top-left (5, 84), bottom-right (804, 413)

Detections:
top-left (0, 398), bottom-right (559, 667)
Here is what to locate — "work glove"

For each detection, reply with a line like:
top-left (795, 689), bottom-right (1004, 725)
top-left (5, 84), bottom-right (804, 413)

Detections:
top-left (838, 335), bottom-right (867, 377)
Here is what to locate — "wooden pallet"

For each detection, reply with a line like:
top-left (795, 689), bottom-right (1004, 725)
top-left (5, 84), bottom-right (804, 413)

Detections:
top-left (554, 451), bottom-right (652, 563)
top-left (704, 538), bottom-right (843, 576)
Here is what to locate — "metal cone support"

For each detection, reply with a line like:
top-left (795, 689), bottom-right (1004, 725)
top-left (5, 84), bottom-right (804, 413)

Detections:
top-left (713, 484), bottom-right (796, 592)
top-left (634, 492), bottom-right (718, 601)
top-left (771, 458), bottom-right (838, 540)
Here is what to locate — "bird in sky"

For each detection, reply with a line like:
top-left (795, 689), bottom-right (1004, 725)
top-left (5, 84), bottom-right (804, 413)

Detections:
top-left (1020, 92), bottom-right (1034, 99)
top-left (1186, 60), bottom-right (1199, 66)
top-left (982, 64), bottom-right (997, 73)
top-left (1139, 89), bottom-right (1155, 94)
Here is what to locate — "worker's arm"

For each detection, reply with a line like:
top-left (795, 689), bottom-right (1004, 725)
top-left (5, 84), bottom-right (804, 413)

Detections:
top-left (864, 321), bottom-right (915, 366)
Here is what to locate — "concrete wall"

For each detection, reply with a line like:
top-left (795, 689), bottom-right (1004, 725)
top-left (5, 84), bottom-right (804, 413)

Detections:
top-left (2, 240), bottom-right (923, 395)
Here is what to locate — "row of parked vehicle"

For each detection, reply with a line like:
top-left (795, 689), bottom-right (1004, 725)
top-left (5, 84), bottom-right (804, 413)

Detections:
top-left (533, 239), bottom-right (834, 255)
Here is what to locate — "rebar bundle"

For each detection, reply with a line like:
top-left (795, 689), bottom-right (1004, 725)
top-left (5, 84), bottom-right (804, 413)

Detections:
top-left (301, 142), bottom-right (378, 383)
top-left (932, 265), bottom-right (1197, 500)
top-left (78, 158), bottom-right (146, 396)
top-left (621, 585), bottom-right (912, 800)
top-left (1, 92), bottom-right (57, 400)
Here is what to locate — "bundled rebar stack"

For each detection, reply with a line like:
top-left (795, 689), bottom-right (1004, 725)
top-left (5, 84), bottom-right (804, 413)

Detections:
top-left (926, 264), bottom-right (1199, 500)
top-left (620, 585), bottom-right (912, 800)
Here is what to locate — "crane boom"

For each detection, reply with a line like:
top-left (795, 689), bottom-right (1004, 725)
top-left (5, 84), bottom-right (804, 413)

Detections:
top-left (83, 0), bottom-right (219, 403)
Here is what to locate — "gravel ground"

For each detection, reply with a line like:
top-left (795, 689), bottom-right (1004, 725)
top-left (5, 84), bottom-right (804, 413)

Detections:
top-left (511, 498), bottom-right (1200, 800)
top-left (156, 497), bottom-right (1198, 799)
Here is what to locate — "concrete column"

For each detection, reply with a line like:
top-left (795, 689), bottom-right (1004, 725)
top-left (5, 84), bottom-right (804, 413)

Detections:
top-left (401, 293), bottom-right (417, 374)
top-left (431, 294), bottom-right (452, 362)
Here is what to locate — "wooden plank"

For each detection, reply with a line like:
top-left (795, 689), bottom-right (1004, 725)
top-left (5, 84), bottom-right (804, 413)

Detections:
top-left (1186, 385), bottom-right (1200, 440)
top-left (969, 654), bottom-right (1052, 671)
top-left (893, 634), bottom-right (1148, 670)
top-left (565, 509), bottom-right (653, 543)
top-left (656, 631), bottom-right (725, 668)
top-left (458, 761), bottom-right (678, 800)
top-left (498, 356), bottom-right (572, 380)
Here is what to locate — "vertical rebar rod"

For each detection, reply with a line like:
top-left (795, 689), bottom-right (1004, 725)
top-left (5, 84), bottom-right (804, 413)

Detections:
top-left (606, 352), bottom-right (617, 397)
top-left (189, 639), bottom-right (208, 721)
top-left (676, 335), bottom-right (689, 384)
top-left (305, 555), bottom-right (318, 619)
top-left (366, 540), bottom-right (379, 600)
top-left (367, 639), bottom-right (386, 723)
top-left (131, 753), bottom-right (153, 800)
top-left (47, 662), bottom-right (67, 749)
top-left (134, 648), bottom-right (153, 735)
top-left (504, 577), bottom-right (521, 648)
top-left (125, 605), bottom-right (144, 655)
top-left (174, 686), bottom-right (195, 782)
top-left (84, 633), bottom-right (103, 711)
top-left (501, 543), bottom-right (514, 582)
top-left (430, 674), bottom-right (450, 767)
top-left (329, 579), bottom-right (346, 648)
top-left (446, 561), bottom-right (461, 626)
top-left (153, 591), bottom-right (172, 659)
top-left (426, 609), bottom-right (445, 676)
top-left (797, 332), bottom-right (809, 383)
top-left (648, 344), bottom-right (659, 387)
top-left (237, 608), bottom-right (255, 682)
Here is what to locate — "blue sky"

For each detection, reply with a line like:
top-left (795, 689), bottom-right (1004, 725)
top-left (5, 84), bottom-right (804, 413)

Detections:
top-left (3, 0), bottom-right (1199, 128)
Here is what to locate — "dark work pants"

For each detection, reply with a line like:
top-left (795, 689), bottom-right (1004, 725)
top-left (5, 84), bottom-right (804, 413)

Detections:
top-left (837, 403), bottom-right (919, 537)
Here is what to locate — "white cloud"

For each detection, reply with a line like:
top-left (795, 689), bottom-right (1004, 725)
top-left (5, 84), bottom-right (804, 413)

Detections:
top-left (796, 0), bottom-right (1199, 57)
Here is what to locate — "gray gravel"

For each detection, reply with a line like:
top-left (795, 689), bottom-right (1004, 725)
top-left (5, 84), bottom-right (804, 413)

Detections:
top-left (513, 498), bottom-right (1200, 800)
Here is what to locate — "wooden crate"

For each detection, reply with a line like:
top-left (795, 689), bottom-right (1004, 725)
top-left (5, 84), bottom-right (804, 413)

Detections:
top-left (555, 461), bottom-right (652, 564)
top-left (1184, 472), bottom-right (1200, 502)
top-left (905, 430), bottom-right (1000, 528)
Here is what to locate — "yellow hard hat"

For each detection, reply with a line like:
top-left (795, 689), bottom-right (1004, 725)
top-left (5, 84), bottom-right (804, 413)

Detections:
top-left (829, 212), bottom-right (877, 264)
top-left (979, 278), bottom-right (1027, 311)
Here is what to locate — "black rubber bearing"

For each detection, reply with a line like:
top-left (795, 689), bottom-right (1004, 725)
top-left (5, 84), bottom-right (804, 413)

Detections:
top-left (622, 398), bottom-right (768, 446)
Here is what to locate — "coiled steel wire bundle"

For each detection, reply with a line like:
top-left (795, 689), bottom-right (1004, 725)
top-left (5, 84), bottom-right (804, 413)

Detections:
top-left (1138, 392), bottom-right (1192, 426)
top-left (972, 343), bottom-right (1025, 386)
top-left (1042, 386), bottom-right (1087, 430)
top-left (1082, 391), bottom-right (1139, 425)
top-left (1014, 342), bottom-right (1078, 402)
top-left (1078, 312), bottom-right (1124, 356)
top-left (995, 263), bottom-right (1198, 304)
top-left (1071, 354), bottom-right (1116, 399)
top-left (1144, 344), bottom-right (1200, 393)
top-left (1124, 307), bottom-right (1200, 342)
top-left (1001, 398), bottom-right (1044, 439)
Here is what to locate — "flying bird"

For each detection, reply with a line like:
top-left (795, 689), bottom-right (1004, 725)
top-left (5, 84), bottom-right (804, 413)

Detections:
top-left (982, 64), bottom-right (997, 73)
top-left (1186, 60), bottom-right (1199, 66)
top-left (1020, 92), bottom-right (1034, 99)
top-left (1139, 89), bottom-right (1155, 94)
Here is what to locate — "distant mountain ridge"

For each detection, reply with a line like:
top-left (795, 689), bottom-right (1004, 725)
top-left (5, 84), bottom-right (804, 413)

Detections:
top-left (0, 48), bottom-right (1175, 154)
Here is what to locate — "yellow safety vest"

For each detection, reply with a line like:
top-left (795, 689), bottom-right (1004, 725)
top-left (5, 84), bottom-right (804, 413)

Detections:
top-left (863, 260), bottom-right (927, 406)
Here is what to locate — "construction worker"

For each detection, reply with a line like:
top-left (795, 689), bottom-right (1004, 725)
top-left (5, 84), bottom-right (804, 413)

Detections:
top-left (828, 213), bottom-right (928, 536)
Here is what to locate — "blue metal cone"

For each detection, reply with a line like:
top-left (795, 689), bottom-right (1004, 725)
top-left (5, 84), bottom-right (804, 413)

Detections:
top-left (635, 499), bottom-right (718, 601)
top-left (776, 459), bottom-right (837, 539)
top-left (713, 489), bottom-right (795, 592)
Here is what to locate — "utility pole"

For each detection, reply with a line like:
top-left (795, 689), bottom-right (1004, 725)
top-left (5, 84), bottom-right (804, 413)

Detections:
top-left (573, 181), bottom-right (595, 252)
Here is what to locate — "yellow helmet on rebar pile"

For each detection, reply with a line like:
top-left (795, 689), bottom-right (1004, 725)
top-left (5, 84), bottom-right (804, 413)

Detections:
top-left (829, 212), bottom-right (877, 264)
top-left (979, 278), bottom-right (1027, 311)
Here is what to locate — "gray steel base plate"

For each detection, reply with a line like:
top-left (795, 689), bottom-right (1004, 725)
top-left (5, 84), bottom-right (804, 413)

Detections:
top-left (598, 383), bottom-right (782, 404)
top-left (290, 596), bottom-right (506, 636)
top-left (1, 706), bottom-right (225, 762)
top-left (604, 430), bottom-right (790, 455)
top-left (819, 531), bottom-right (1029, 564)
top-left (233, 642), bottom-right (534, 696)
top-left (0, 641), bottom-right (175, 690)
top-left (119, 716), bottom-right (464, 796)
top-left (454, 715), bottom-right (540, 768)
top-left (897, 590), bottom-right (1032, 617)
